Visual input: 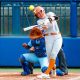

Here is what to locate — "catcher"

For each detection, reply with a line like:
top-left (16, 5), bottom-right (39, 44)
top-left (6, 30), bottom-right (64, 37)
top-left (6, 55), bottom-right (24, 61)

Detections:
top-left (19, 26), bottom-right (49, 77)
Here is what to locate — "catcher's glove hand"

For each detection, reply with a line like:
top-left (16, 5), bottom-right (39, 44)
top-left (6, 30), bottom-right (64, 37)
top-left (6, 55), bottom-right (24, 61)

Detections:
top-left (29, 27), bottom-right (43, 40)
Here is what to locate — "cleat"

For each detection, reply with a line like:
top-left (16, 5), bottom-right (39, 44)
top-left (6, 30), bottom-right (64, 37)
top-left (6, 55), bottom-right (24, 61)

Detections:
top-left (50, 69), bottom-right (56, 77)
top-left (21, 72), bottom-right (29, 76)
top-left (21, 71), bottom-right (32, 76)
top-left (37, 73), bottom-right (50, 79)
top-left (56, 69), bottom-right (65, 76)
top-left (56, 69), bottom-right (68, 76)
top-left (64, 72), bottom-right (68, 75)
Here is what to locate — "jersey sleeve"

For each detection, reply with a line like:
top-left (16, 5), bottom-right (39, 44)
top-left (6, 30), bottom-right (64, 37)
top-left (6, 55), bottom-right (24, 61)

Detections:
top-left (54, 21), bottom-right (60, 33)
top-left (27, 40), bottom-right (32, 47)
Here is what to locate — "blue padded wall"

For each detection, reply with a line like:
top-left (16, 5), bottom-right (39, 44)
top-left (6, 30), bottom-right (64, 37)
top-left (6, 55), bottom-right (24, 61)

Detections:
top-left (0, 37), bottom-right (80, 67)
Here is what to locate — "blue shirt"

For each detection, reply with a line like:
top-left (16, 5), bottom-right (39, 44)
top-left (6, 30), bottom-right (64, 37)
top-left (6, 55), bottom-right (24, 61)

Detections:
top-left (31, 37), bottom-right (47, 57)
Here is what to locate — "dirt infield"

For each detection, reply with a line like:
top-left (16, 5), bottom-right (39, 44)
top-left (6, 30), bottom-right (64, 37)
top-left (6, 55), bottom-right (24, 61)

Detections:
top-left (0, 72), bottom-right (80, 80)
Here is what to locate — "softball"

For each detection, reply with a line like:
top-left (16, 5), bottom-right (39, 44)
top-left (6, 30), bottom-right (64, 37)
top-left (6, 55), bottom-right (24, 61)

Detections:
top-left (28, 5), bottom-right (34, 11)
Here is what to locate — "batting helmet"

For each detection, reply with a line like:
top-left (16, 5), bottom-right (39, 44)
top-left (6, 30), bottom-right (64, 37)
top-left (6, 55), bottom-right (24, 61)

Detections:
top-left (33, 6), bottom-right (44, 15)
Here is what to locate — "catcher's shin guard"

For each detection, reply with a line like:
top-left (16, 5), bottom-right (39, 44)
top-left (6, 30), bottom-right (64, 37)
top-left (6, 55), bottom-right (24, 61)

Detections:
top-left (29, 62), bottom-right (34, 74)
top-left (19, 55), bottom-right (33, 75)
top-left (45, 59), bottom-right (56, 74)
top-left (41, 66), bottom-right (48, 73)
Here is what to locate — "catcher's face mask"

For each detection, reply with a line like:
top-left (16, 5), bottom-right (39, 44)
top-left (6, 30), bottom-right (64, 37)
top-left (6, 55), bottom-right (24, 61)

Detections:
top-left (29, 27), bottom-right (43, 40)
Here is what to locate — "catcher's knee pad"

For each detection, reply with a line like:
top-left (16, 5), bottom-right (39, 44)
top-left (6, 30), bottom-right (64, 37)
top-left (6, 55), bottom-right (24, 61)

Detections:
top-left (19, 54), bottom-right (25, 63)
top-left (41, 66), bottom-right (48, 73)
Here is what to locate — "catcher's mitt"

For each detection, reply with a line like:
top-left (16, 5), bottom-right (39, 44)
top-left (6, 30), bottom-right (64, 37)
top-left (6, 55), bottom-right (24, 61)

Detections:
top-left (29, 27), bottom-right (43, 40)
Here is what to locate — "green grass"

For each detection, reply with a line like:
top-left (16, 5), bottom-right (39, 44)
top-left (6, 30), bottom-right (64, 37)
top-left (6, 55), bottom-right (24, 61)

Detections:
top-left (0, 68), bottom-right (22, 72)
top-left (0, 68), bottom-right (80, 73)
top-left (68, 68), bottom-right (80, 73)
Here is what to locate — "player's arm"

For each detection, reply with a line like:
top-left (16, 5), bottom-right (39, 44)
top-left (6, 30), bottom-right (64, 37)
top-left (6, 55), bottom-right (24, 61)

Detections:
top-left (37, 20), bottom-right (49, 30)
top-left (22, 40), bottom-right (32, 49)
top-left (29, 40), bottom-right (35, 52)
top-left (22, 40), bottom-right (35, 52)
top-left (47, 12), bottom-right (59, 23)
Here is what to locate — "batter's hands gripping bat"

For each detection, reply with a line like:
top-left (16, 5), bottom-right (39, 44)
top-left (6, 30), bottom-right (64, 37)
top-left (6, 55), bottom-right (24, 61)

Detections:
top-left (23, 18), bottom-right (50, 31)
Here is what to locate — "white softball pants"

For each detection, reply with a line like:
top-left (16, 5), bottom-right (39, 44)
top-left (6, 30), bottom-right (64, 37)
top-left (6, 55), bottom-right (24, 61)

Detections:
top-left (45, 34), bottom-right (62, 60)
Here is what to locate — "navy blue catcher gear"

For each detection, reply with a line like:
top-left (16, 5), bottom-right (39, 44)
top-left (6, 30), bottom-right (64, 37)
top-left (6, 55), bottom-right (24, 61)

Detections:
top-left (41, 66), bottom-right (48, 73)
top-left (31, 37), bottom-right (47, 57)
top-left (19, 55), bottom-right (33, 75)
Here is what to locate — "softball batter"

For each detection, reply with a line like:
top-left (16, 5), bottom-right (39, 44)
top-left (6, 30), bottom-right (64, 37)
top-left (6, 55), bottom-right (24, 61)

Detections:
top-left (33, 6), bottom-right (62, 78)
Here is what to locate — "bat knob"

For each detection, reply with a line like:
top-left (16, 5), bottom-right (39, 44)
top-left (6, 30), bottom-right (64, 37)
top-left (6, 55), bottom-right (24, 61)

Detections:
top-left (23, 28), bottom-right (26, 31)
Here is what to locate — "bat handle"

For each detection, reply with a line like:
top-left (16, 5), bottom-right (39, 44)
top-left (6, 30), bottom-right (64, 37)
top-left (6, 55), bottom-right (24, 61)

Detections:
top-left (23, 28), bottom-right (27, 31)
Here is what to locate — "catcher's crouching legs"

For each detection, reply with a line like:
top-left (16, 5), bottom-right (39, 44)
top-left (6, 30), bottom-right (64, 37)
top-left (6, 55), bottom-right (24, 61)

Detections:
top-left (19, 54), bottom-right (33, 76)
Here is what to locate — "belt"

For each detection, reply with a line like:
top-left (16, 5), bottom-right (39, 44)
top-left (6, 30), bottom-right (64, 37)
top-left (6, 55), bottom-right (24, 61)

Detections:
top-left (44, 32), bottom-right (61, 36)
